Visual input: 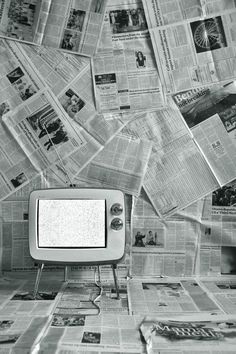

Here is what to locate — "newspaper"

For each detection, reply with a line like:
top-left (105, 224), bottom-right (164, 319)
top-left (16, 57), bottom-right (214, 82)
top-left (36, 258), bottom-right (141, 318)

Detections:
top-left (131, 193), bottom-right (199, 277)
top-left (92, 48), bottom-right (164, 113)
top-left (76, 131), bottom-right (152, 196)
top-left (128, 278), bottom-right (221, 315)
top-left (42, 0), bottom-right (107, 56)
top-left (140, 314), bottom-right (236, 354)
top-left (3, 89), bottom-right (103, 185)
top-left (143, 0), bottom-right (236, 28)
top-left (0, 38), bottom-right (104, 200)
top-left (36, 313), bottom-right (144, 353)
top-left (148, 10), bottom-right (236, 93)
top-left (0, 0), bottom-right (107, 56)
top-left (173, 81), bottom-right (236, 186)
top-left (200, 278), bottom-right (236, 314)
top-left (0, 316), bottom-right (49, 352)
top-left (121, 106), bottom-right (220, 218)
top-left (53, 281), bottom-right (129, 316)
top-left (0, 0), bottom-right (51, 44)
top-left (20, 42), bottom-right (127, 147)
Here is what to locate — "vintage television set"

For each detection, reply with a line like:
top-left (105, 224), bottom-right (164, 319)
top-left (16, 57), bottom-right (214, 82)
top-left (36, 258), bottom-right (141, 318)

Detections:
top-left (29, 188), bottom-right (126, 298)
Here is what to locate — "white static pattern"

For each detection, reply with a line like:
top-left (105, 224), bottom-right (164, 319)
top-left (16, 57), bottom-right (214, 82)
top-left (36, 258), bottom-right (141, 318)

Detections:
top-left (38, 199), bottom-right (105, 247)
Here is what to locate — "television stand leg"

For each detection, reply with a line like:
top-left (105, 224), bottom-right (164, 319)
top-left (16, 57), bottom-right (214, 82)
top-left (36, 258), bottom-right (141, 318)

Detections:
top-left (33, 263), bottom-right (44, 299)
top-left (64, 266), bottom-right (68, 282)
top-left (111, 264), bottom-right (120, 299)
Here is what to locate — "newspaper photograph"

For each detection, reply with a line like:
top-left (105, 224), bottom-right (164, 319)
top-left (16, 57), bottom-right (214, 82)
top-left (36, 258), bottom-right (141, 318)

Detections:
top-left (150, 11), bottom-right (236, 93)
top-left (98, 0), bottom-right (150, 52)
top-left (92, 49), bottom-right (163, 113)
top-left (42, 0), bottom-right (107, 56)
top-left (0, 0), bottom-right (51, 44)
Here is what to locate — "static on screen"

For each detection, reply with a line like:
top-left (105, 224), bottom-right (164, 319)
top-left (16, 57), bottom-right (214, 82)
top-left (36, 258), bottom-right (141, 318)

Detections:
top-left (38, 199), bottom-right (106, 247)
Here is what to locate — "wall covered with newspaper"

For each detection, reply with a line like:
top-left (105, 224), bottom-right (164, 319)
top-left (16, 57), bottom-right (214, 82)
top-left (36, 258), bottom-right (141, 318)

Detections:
top-left (0, 0), bottom-right (236, 283)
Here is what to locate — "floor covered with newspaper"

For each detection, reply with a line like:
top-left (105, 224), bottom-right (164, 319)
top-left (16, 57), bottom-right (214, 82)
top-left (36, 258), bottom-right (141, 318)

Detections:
top-left (1, 273), bottom-right (236, 353)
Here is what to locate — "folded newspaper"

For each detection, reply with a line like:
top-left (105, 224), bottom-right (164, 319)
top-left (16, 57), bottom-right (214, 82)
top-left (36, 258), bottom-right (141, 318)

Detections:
top-left (140, 315), bottom-right (236, 354)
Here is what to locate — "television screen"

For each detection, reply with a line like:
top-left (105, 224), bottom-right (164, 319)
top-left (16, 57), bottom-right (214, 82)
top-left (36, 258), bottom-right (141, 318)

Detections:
top-left (38, 199), bottom-right (106, 248)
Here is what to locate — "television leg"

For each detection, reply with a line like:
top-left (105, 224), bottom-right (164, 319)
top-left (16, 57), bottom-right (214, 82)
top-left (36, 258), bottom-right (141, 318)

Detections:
top-left (111, 264), bottom-right (120, 299)
top-left (33, 263), bottom-right (44, 299)
top-left (64, 266), bottom-right (68, 282)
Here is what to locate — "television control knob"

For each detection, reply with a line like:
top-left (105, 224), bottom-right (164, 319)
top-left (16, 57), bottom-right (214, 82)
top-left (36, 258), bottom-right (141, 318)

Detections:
top-left (111, 203), bottom-right (123, 215)
top-left (111, 218), bottom-right (123, 230)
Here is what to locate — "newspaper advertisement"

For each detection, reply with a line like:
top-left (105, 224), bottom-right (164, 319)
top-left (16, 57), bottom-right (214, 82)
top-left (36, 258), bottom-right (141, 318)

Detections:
top-left (200, 278), bottom-right (236, 314)
top-left (128, 278), bottom-right (221, 315)
top-left (120, 106), bottom-right (219, 217)
top-left (0, 0), bottom-right (51, 44)
top-left (149, 10), bottom-right (236, 93)
top-left (92, 48), bottom-right (164, 113)
top-left (143, 0), bottom-right (236, 28)
top-left (131, 193), bottom-right (199, 277)
top-left (140, 314), bottom-right (236, 354)
top-left (42, 0), bottom-right (107, 56)
top-left (76, 131), bottom-right (152, 196)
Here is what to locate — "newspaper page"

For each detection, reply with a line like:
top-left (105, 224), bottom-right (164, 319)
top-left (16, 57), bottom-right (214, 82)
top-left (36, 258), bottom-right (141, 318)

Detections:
top-left (200, 277), bottom-right (236, 314)
top-left (197, 186), bottom-right (236, 277)
top-left (143, 0), bottom-right (236, 28)
top-left (20, 42), bottom-right (128, 148)
top-left (0, 0), bottom-right (51, 44)
top-left (140, 314), bottom-right (236, 354)
top-left (0, 316), bottom-right (49, 352)
top-left (53, 281), bottom-right (129, 317)
top-left (0, 38), bottom-right (101, 200)
top-left (75, 131), bottom-right (152, 196)
top-left (0, 279), bottom-right (63, 316)
top-left (36, 313), bottom-right (144, 353)
top-left (42, 0), bottom-right (107, 56)
top-left (131, 192), bottom-right (199, 277)
top-left (128, 278), bottom-right (221, 315)
top-left (173, 81), bottom-right (236, 186)
top-left (2, 89), bottom-right (104, 187)
top-left (92, 48), bottom-right (164, 113)
top-left (120, 105), bottom-right (219, 217)
top-left (149, 10), bottom-right (236, 93)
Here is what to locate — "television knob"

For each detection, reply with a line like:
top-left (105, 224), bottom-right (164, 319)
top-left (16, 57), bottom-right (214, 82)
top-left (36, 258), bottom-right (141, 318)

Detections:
top-left (111, 203), bottom-right (123, 215)
top-left (111, 218), bottom-right (123, 230)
